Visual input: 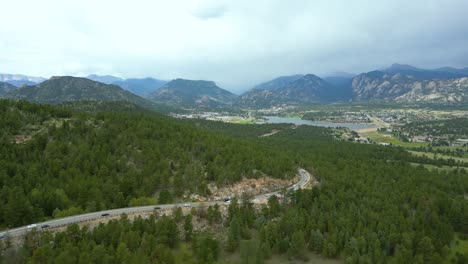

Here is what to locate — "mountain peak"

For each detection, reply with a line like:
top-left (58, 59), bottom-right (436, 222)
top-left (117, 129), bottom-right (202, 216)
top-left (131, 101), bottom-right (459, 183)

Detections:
top-left (386, 63), bottom-right (422, 72)
top-left (149, 78), bottom-right (237, 107)
top-left (301, 74), bottom-right (322, 80)
top-left (252, 74), bottom-right (304, 91)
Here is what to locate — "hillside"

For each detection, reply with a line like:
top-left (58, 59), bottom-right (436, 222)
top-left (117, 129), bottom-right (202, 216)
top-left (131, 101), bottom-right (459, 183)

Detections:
top-left (0, 100), bottom-right (294, 228)
top-left (149, 78), bottom-right (238, 107)
top-left (276, 74), bottom-right (335, 102)
top-left (4, 76), bottom-right (153, 107)
top-left (6, 108), bottom-right (468, 263)
top-left (0, 81), bottom-right (16, 96)
top-left (252, 74), bottom-right (304, 90)
top-left (239, 74), bottom-right (339, 107)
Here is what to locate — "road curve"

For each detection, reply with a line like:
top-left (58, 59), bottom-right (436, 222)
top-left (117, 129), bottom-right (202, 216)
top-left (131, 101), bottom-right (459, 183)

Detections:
top-left (0, 168), bottom-right (311, 239)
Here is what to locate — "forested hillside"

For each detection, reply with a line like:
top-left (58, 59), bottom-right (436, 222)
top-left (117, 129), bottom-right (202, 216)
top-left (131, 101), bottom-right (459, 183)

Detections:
top-left (0, 100), bottom-right (295, 228)
top-left (1, 101), bottom-right (467, 263)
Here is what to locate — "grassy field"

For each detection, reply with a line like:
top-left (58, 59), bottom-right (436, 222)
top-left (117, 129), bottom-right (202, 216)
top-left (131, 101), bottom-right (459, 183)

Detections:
top-left (361, 131), bottom-right (430, 147)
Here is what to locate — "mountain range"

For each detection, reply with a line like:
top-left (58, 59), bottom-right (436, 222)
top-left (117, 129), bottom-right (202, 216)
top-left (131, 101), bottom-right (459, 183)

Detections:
top-left (239, 64), bottom-right (468, 107)
top-left (1, 63), bottom-right (468, 108)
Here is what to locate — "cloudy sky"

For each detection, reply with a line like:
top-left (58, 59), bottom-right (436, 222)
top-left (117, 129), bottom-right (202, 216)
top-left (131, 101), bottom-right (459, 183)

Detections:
top-left (1, 0), bottom-right (468, 93)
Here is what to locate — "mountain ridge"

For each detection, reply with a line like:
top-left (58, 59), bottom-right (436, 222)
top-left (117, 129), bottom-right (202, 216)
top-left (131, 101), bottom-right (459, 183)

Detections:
top-left (4, 76), bottom-right (153, 106)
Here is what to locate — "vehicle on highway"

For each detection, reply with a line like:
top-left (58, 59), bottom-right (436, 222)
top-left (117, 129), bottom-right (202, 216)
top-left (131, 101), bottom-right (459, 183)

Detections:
top-left (27, 224), bottom-right (37, 229)
top-left (0, 233), bottom-right (8, 239)
top-left (41, 224), bottom-right (50, 229)
top-left (154, 206), bottom-right (161, 210)
top-left (101, 213), bottom-right (110, 217)
top-left (183, 203), bottom-right (191, 207)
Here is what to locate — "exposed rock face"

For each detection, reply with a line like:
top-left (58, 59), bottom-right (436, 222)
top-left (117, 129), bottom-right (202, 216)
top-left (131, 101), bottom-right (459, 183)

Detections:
top-left (352, 71), bottom-right (468, 103)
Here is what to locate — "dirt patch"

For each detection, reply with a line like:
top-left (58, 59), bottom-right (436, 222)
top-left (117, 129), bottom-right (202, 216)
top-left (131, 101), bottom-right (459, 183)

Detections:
top-left (12, 135), bottom-right (32, 144)
top-left (355, 127), bottom-right (378, 133)
top-left (259, 129), bottom-right (281, 137)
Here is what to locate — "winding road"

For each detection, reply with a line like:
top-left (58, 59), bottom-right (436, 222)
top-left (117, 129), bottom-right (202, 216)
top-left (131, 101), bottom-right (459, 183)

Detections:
top-left (0, 168), bottom-right (311, 239)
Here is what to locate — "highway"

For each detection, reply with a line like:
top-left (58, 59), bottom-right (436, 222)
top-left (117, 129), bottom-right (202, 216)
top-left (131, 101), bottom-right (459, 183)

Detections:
top-left (0, 168), bottom-right (311, 239)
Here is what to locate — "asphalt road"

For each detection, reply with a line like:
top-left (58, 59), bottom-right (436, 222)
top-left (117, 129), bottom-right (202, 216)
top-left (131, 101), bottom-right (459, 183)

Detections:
top-left (0, 168), bottom-right (311, 239)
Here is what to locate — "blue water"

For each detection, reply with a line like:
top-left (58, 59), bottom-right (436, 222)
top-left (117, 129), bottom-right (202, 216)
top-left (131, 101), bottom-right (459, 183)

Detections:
top-left (259, 116), bottom-right (377, 130)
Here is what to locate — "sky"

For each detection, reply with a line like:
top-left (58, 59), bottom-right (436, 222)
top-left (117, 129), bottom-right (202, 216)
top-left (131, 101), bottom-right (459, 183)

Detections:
top-left (1, 0), bottom-right (468, 93)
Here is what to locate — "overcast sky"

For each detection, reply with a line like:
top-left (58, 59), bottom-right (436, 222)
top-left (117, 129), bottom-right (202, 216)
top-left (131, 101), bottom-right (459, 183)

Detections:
top-left (1, 0), bottom-right (468, 93)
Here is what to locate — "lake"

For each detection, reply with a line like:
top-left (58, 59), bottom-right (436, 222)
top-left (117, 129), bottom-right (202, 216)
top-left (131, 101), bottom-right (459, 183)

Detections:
top-left (258, 116), bottom-right (377, 131)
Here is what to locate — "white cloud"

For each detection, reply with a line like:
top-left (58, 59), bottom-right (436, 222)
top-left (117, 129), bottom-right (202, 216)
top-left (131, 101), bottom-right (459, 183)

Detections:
top-left (1, 0), bottom-right (468, 92)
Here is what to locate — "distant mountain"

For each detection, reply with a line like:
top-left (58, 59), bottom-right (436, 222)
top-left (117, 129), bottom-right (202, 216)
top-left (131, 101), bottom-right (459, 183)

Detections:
top-left (113, 78), bottom-right (167, 97)
top-left (382, 63), bottom-right (468, 80)
top-left (0, 81), bottom-right (17, 96)
top-left (0, 73), bottom-right (46, 86)
top-left (276, 74), bottom-right (334, 101)
top-left (252, 74), bottom-right (304, 91)
top-left (149, 78), bottom-right (238, 107)
top-left (352, 71), bottom-right (468, 103)
top-left (239, 74), bottom-right (344, 107)
top-left (4, 76), bottom-right (152, 106)
top-left (432, 67), bottom-right (468, 76)
top-left (236, 89), bottom-right (290, 108)
top-left (86, 74), bottom-right (124, 84)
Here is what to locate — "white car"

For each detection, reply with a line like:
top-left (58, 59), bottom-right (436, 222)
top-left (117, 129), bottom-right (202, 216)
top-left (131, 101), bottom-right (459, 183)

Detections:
top-left (183, 203), bottom-right (191, 208)
top-left (27, 224), bottom-right (37, 229)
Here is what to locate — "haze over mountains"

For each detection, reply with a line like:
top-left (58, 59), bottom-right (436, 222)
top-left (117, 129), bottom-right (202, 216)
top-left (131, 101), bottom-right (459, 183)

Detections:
top-left (86, 75), bottom-right (168, 96)
top-left (0, 74), bottom-right (46, 87)
top-left (2, 63), bottom-right (468, 108)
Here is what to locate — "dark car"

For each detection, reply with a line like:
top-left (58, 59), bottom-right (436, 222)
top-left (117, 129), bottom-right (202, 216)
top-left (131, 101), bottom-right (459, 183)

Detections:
top-left (41, 224), bottom-right (50, 229)
top-left (101, 213), bottom-right (110, 217)
top-left (154, 206), bottom-right (161, 210)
